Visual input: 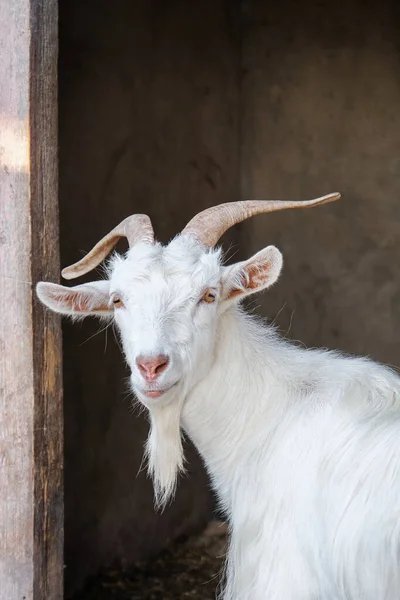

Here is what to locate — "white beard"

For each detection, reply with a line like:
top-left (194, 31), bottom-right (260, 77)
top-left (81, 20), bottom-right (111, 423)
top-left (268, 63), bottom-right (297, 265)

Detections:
top-left (145, 396), bottom-right (186, 510)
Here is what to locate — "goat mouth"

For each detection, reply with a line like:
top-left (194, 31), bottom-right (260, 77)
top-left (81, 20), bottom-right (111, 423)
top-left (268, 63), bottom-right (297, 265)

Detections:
top-left (142, 383), bottom-right (178, 399)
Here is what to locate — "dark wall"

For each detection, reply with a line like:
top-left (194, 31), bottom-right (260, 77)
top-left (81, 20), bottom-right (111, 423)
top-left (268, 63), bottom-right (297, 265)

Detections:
top-left (239, 0), bottom-right (400, 365)
top-left (59, 0), bottom-right (239, 593)
top-left (60, 0), bottom-right (400, 593)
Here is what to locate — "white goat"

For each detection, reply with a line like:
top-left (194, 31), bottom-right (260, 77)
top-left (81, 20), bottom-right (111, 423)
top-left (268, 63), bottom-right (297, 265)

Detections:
top-left (37, 193), bottom-right (400, 600)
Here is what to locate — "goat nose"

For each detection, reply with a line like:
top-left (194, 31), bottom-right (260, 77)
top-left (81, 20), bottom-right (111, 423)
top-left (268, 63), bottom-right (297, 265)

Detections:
top-left (136, 355), bottom-right (170, 381)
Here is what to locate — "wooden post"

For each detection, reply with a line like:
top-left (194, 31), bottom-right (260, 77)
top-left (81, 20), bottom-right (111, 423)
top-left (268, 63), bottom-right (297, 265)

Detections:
top-left (0, 0), bottom-right (63, 599)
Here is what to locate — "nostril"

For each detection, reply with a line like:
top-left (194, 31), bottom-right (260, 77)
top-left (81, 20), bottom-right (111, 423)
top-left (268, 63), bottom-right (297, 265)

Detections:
top-left (155, 357), bottom-right (169, 374)
top-left (137, 361), bottom-right (147, 375)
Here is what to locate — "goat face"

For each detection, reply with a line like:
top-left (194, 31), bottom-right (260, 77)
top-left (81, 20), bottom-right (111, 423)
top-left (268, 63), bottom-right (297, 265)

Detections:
top-left (36, 234), bottom-right (283, 407)
top-left (110, 237), bottom-right (223, 405)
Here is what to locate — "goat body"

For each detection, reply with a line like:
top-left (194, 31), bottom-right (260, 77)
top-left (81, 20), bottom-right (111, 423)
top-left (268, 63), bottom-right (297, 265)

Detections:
top-left (36, 195), bottom-right (400, 599)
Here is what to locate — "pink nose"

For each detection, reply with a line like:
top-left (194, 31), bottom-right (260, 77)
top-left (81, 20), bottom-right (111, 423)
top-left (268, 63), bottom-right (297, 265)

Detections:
top-left (136, 355), bottom-right (170, 382)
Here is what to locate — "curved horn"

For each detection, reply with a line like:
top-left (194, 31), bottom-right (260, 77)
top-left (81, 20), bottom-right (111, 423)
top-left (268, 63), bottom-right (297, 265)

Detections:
top-left (181, 193), bottom-right (341, 247)
top-left (62, 214), bottom-right (154, 280)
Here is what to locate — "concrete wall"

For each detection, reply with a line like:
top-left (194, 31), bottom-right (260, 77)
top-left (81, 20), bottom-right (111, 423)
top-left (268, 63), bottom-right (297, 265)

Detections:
top-left (60, 0), bottom-right (400, 592)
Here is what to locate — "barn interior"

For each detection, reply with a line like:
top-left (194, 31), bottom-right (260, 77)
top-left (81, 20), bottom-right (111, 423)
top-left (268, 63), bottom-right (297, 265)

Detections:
top-left (59, 0), bottom-right (400, 596)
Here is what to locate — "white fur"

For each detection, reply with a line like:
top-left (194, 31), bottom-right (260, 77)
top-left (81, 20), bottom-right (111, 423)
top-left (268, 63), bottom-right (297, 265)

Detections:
top-left (37, 235), bottom-right (400, 600)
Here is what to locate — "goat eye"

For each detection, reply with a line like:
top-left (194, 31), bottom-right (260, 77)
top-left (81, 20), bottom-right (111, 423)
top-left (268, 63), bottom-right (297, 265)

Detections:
top-left (201, 289), bottom-right (216, 304)
top-left (112, 295), bottom-right (124, 308)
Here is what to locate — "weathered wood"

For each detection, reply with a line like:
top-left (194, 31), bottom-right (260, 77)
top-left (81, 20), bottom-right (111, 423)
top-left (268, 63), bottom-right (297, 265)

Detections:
top-left (0, 0), bottom-right (62, 598)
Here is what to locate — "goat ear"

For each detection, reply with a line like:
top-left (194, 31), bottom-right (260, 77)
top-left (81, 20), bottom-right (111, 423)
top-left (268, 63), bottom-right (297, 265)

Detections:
top-left (221, 246), bottom-right (283, 302)
top-left (36, 280), bottom-right (112, 317)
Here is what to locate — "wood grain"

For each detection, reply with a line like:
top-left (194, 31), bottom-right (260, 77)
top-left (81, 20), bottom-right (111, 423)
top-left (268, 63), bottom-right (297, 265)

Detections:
top-left (0, 0), bottom-right (62, 598)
